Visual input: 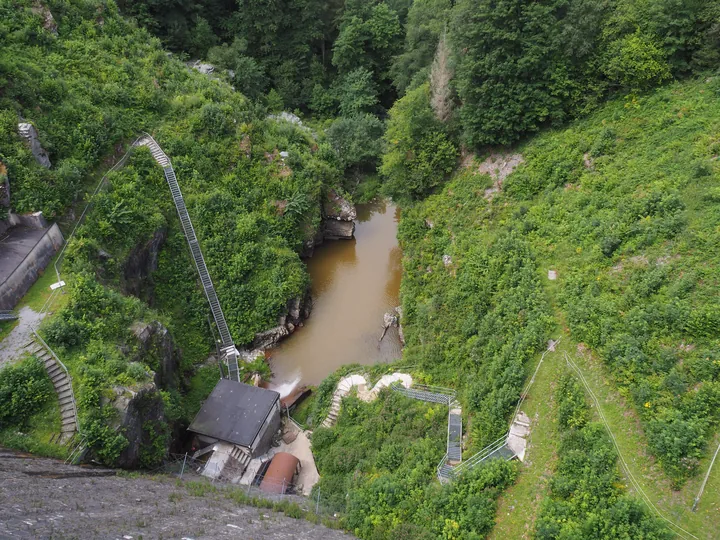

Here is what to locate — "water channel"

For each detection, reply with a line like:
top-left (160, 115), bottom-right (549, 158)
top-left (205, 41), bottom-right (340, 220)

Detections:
top-left (268, 200), bottom-right (402, 389)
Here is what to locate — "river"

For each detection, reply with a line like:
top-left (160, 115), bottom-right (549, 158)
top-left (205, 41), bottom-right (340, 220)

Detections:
top-left (268, 200), bottom-right (402, 389)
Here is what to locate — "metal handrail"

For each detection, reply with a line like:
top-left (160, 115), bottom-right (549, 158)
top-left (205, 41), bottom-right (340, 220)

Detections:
top-left (451, 434), bottom-right (509, 475)
top-left (31, 328), bottom-right (80, 433)
top-left (436, 453), bottom-right (450, 479)
top-left (410, 383), bottom-right (456, 396)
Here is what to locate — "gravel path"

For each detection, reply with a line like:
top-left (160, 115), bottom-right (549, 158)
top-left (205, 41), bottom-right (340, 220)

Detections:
top-left (0, 448), bottom-right (352, 539)
top-left (0, 306), bottom-right (45, 366)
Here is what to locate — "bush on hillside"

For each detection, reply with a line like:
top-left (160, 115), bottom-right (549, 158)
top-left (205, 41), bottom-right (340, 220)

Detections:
top-left (0, 358), bottom-right (54, 428)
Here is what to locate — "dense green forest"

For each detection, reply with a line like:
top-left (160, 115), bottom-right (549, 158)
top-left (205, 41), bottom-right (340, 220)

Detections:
top-left (1, 0), bottom-right (719, 537)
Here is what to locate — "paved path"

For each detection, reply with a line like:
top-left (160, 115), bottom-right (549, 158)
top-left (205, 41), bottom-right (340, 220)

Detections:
top-left (0, 306), bottom-right (44, 366)
top-left (0, 448), bottom-right (352, 539)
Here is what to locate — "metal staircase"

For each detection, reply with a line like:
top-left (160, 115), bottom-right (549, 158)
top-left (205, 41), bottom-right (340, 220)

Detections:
top-left (135, 135), bottom-right (239, 381)
top-left (391, 383), bottom-right (463, 481)
top-left (391, 384), bottom-right (454, 405)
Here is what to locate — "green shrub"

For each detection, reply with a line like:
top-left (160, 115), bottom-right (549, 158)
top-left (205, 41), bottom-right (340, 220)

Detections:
top-left (0, 358), bottom-right (54, 428)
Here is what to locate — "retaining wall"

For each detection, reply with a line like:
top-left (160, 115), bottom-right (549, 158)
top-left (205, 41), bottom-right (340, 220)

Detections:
top-left (0, 222), bottom-right (62, 309)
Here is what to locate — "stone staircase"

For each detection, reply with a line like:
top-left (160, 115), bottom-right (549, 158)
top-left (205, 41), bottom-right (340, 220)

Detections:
top-left (23, 337), bottom-right (78, 442)
top-left (321, 374), bottom-right (367, 428)
top-left (0, 310), bottom-right (18, 321)
top-left (135, 135), bottom-right (240, 381)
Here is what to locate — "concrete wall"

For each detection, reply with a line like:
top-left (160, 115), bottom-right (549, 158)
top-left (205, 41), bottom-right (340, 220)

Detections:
top-left (0, 211), bottom-right (48, 236)
top-left (251, 400), bottom-right (282, 458)
top-left (0, 223), bottom-right (62, 310)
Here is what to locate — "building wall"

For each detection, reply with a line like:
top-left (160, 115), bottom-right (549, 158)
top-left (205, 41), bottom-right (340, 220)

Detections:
top-left (0, 222), bottom-right (62, 310)
top-left (251, 400), bottom-right (281, 457)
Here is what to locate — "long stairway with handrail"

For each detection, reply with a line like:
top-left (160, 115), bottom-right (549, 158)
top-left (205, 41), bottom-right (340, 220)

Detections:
top-left (135, 135), bottom-right (240, 381)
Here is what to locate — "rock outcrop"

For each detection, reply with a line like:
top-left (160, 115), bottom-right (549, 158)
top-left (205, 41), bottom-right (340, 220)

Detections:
top-left (131, 320), bottom-right (180, 390)
top-left (267, 112), bottom-right (304, 126)
top-left (107, 384), bottom-right (169, 469)
top-left (18, 123), bottom-right (51, 168)
top-left (122, 228), bottom-right (167, 304)
top-left (30, 2), bottom-right (57, 35)
top-left (188, 61), bottom-right (215, 75)
top-left (322, 189), bottom-right (356, 240)
top-left (250, 295), bottom-right (312, 350)
top-left (99, 320), bottom-right (181, 468)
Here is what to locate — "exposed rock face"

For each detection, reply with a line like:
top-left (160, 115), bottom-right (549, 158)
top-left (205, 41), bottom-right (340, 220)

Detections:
top-left (18, 123), bottom-right (51, 168)
top-left (250, 295), bottom-right (312, 350)
top-left (99, 320), bottom-right (181, 468)
top-left (122, 228), bottom-right (167, 303)
top-left (322, 189), bottom-right (356, 240)
top-left (31, 2), bottom-right (57, 35)
top-left (108, 384), bottom-right (168, 469)
top-left (131, 320), bottom-right (180, 390)
top-left (268, 112), bottom-right (304, 126)
top-left (189, 61), bottom-right (215, 75)
top-left (477, 152), bottom-right (524, 201)
top-left (300, 225), bottom-right (325, 258)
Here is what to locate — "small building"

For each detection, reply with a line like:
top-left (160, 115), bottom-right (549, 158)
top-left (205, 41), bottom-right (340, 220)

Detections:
top-left (259, 452), bottom-right (301, 494)
top-left (188, 379), bottom-right (282, 460)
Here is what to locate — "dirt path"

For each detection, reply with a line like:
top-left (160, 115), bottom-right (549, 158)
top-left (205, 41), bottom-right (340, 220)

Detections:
top-left (0, 448), bottom-right (352, 539)
top-left (0, 306), bottom-right (44, 366)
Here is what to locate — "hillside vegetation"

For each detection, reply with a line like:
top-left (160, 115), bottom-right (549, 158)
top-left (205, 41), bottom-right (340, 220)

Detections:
top-left (1, 0), bottom-right (719, 538)
top-left (1, 0), bottom-right (345, 464)
top-left (397, 77), bottom-right (719, 537)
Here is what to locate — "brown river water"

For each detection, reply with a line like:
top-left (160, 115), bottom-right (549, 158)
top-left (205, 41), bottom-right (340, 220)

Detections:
top-left (268, 200), bottom-right (403, 391)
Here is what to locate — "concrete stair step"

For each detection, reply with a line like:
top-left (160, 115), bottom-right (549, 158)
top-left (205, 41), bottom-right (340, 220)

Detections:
top-left (49, 366), bottom-right (63, 377)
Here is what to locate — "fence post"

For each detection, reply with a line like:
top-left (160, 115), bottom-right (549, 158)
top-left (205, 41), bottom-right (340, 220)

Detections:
top-left (316, 487), bottom-right (320, 514)
top-left (281, 479), bottom-right (285, 498)
top-left (180, 452), bottom-right (188, 479)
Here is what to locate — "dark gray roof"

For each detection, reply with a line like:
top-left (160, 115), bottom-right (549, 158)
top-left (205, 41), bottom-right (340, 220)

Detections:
top-left (188, 380), bottom-right (280, 447)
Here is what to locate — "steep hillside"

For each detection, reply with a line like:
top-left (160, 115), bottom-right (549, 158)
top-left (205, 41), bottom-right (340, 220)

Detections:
top-left (0, 1), bottom-right (345, 465)
top-left (398, 76), bottom-right (720, 535)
